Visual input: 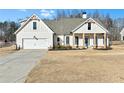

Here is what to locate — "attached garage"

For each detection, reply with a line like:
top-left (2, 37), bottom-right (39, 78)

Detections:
top-left (14, 14), bottom-right (54, 49)
top-left (23, 38), bottom-right (48, 49)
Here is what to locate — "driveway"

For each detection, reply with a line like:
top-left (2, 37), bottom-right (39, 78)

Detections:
top-left (0, 49), bottom-right (47, 83)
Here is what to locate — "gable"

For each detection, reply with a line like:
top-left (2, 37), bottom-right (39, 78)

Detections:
top-left (14, 14), bottom-right (54, 34)
top-left (73, 18), bottom-right (109, 34)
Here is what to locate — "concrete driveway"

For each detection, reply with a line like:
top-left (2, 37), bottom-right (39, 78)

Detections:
top-left (0, 49), bottom-right (47, 83)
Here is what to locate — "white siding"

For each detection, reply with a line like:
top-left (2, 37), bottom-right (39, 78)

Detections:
top-left (78, 35), bottom-right (83, 46)
top-left (54, 35), bottom-right (65, 46)
top-left (89, 38), bottom-right (94, 47)
top-left (107, 37), bottom-right (109, 46)
top-left (120, 32), bottom-right (124, 41)
top-left (121, 35), bottom-right (124, 41)
top-left (16, 19), bottom-right (54, 49)
top-left (69, 35), bottom-right (73, 46)
top-left (97, 38), bottom-right (104, 46)
top-left (54, 35), bottom-right (73, 46)
top-left (74, 22), bottom-right (107, 34)
top-left (120, 28), bottom-right (124, 41)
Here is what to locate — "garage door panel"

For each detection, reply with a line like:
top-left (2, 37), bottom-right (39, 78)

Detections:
top-left (23, 38), bottom-right (48, 49)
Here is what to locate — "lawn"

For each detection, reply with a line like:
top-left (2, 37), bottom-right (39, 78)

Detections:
top-left (25, 45), bottom-right (124, 83)
top-left (0, 45), bottom-right (16, 56)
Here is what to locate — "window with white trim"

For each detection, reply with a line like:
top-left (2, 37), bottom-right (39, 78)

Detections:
top-left (33, 22), bottom-right (37, 30)
top-left (88, 22), bottom-right (91, 30)
top-left (66, 36), bottom-right (69, 45)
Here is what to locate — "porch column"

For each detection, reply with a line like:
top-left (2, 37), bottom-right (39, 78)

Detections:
top-left (94, 33), bottom-right (97, 48)
top-left (104, 33), bottom-right (107, 49)
top-left (73, 33), bottom-right (75, 48)
top-left (82, 33), bottom-right (85, 48)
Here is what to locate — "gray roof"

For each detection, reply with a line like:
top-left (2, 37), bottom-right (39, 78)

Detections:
top-left (44, 18), bottom-right (87, 35)
top-left (44, 17), bottom-right (107, 35)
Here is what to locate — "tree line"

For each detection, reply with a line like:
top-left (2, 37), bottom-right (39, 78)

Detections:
top-left (0, 21), bottom-right (19, 42)
top-left (0, 10), bottom-right (124, 41)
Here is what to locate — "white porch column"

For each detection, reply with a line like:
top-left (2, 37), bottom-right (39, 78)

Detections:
top-left (94, 33), bottom-right (97, 48)
top-left (104, 33), bottom-right (107, 49)
top-left (82, 33), bottom-right (85, 48)
top-left (73, 33), bottom-right (75, 48)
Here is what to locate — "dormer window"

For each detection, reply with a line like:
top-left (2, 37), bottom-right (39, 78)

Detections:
top-left (88, 22), bottom-right (91, 30)
top-left (33, 22), bottom-right (37, 30)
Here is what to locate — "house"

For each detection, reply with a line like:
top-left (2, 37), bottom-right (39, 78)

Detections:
top-left (120, 28), bottom-right (124, 41)
top-left (14, 13), bottom-right (110, 49)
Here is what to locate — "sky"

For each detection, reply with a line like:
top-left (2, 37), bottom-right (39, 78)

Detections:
top-left (0, 9), bottom-right (124, 22)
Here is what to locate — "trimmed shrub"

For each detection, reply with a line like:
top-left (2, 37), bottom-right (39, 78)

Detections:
top-left (53, 45), bottom-right (72, 50)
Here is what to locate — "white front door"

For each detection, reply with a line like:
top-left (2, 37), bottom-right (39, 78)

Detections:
top-left (23, 38), bottom-right (48, 49)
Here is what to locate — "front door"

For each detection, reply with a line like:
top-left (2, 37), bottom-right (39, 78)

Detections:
top-left (75, 36), bottom-right (79, 47)
top-left (85, 38), bottom-right (89, 48)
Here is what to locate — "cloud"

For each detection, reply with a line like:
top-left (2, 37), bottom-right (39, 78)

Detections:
top-left (40, 9), bottom-right (56, 19)
top-left (18, 9), bottom-right (27, 12)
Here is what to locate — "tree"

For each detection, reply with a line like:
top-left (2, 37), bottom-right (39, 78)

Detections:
top-left (104, 14), bottom-right (113, 29)
top-left (0, 21), bottom-right (19, 41)
top-left (93, 10), bottom-right (100, 19)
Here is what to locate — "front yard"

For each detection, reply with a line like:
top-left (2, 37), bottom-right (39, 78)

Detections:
top-left (25, 44), bottom-right (124, 83)
top-left (0, 45), bottom-right (16, 56)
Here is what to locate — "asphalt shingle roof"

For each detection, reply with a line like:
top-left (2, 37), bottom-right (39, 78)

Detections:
top-left (44, 18), bottom-right (87, 35)
top-left (16, 14), bottom-right (107, 35)
top-left (44, 17), bottom-right (107, 35)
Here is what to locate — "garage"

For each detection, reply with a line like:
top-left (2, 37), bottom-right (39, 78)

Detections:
top-left (23, 38), bottom-right (48, 49)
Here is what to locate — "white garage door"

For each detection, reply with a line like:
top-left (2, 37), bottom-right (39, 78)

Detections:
top-left (23, 38), bottom-right (48, 49)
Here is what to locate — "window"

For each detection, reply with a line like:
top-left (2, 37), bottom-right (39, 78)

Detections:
top-left (33, 22), bottom-right (37, 30)
top-left (75, 36), bottom-right (79, 45)
top-left (123, 36), bottom-right (124, 40)
top-left (88, 22), bottom-right (91, 30)
top-left (57, 37), bottom-right (60, 42)
top-left (66, 36), bottom-right (69, 45)
top-left (57, 37), bottom-right (60, 46)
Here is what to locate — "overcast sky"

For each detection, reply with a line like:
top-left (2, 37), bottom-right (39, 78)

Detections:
top-left (0, 9), bottom-right (124, 22)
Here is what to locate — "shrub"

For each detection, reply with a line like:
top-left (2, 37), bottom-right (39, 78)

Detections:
top-left (53, 45), bottom-right (72, 50)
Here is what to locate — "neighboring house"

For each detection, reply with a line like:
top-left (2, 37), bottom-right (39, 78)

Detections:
top-left (120, 28), bottom-right (124, 41)
top-left (14, 13), bottom-right (110, 49)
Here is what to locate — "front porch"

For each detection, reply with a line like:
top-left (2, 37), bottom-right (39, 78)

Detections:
top-left (72, 33), bottom-right (110, 49)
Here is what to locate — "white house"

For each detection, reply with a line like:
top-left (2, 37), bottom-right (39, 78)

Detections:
top-left (14, 13), bottom-right (110, 49)
top-left (120, 28), bottom-right (124, 41)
